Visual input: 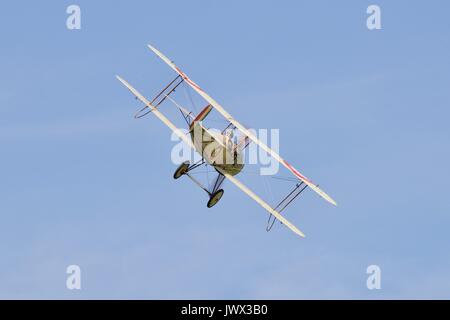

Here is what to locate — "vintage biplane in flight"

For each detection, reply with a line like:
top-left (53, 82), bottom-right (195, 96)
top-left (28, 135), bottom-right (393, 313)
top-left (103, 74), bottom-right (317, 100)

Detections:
top-left (116, 45), bottom-right (336, 238)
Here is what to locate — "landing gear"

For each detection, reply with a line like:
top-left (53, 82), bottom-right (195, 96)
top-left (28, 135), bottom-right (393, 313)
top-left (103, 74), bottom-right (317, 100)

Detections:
top-left (173, 161), bottom-right (190, 179)
top-left (173, 159), bottom-right (226, 208)
top-left (207, 189), bottom-right (224, 208)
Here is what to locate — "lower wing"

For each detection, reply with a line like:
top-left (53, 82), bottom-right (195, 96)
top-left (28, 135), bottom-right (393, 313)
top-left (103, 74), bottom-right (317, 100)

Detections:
top-left (147, 44), bottom-right (336, 207)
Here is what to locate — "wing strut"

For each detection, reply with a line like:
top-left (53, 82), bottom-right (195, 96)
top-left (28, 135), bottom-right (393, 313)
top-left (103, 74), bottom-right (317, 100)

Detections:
top-left (218, 169), bottom-right (305, 238)
top-left (116, 75), bottom-right (195, 150)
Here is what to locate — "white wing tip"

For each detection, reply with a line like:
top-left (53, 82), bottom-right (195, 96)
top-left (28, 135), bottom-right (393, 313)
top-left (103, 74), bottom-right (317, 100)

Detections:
top-left (116, 74), bottom-right (125, 82)
top-left (328, 197), bottom-right (338, 206)
top-left (321, 195), bottom-right (337, 207)
top-left (282, 217), bottom-right (306, 238)
top-left (147, 44), bottom-right (157, 52)
top-left (313, 185), bottom-right (337, 206)
top-left (115, 75), bottom-right (130, 88)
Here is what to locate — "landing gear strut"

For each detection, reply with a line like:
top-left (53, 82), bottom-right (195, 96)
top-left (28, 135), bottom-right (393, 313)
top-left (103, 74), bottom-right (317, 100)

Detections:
top-left (173, 160), bottom-right (226, 208)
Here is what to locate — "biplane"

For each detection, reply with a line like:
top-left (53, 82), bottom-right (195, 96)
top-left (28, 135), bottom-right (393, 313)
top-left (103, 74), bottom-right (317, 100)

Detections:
top-left (116, 45), bottom-right (336, 238)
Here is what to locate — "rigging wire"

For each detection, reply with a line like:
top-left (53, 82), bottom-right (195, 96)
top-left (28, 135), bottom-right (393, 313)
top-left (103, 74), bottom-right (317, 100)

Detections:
top-left (183, 82), bottom-right (198, 114)
top-left (262, 174), bottom-right (279, 231)
top-left (205, 163), bottom-right (210, 191)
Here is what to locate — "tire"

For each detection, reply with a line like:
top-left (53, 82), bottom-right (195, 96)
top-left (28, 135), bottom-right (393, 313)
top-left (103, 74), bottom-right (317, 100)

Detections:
top-left (173, 161), bottom-right (190, 179)
top-left (207, 189), bottom-right (224, 208)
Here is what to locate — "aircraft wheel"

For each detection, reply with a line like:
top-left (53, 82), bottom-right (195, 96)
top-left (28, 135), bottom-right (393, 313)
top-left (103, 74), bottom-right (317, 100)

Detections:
top-left (173, 161), bottom-right (190, 179)
top-left (207, 189), bottom-right (224, 208)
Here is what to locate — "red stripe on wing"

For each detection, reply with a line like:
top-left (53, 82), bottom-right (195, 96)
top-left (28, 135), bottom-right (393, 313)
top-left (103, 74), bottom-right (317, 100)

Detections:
top-left (175, 66), bottom-right (204, 92)
top-left (282, 160), bottom-right (314, 185)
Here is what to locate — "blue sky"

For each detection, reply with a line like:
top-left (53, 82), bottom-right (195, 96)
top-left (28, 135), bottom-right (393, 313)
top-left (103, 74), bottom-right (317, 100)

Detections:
top-left (1, 0), bottom-right (450, 299)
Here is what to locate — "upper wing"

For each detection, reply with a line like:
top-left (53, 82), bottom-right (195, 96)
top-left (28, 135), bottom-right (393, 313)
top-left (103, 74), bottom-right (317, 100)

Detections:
top-left (147, 44), bottom-right (337, 206)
